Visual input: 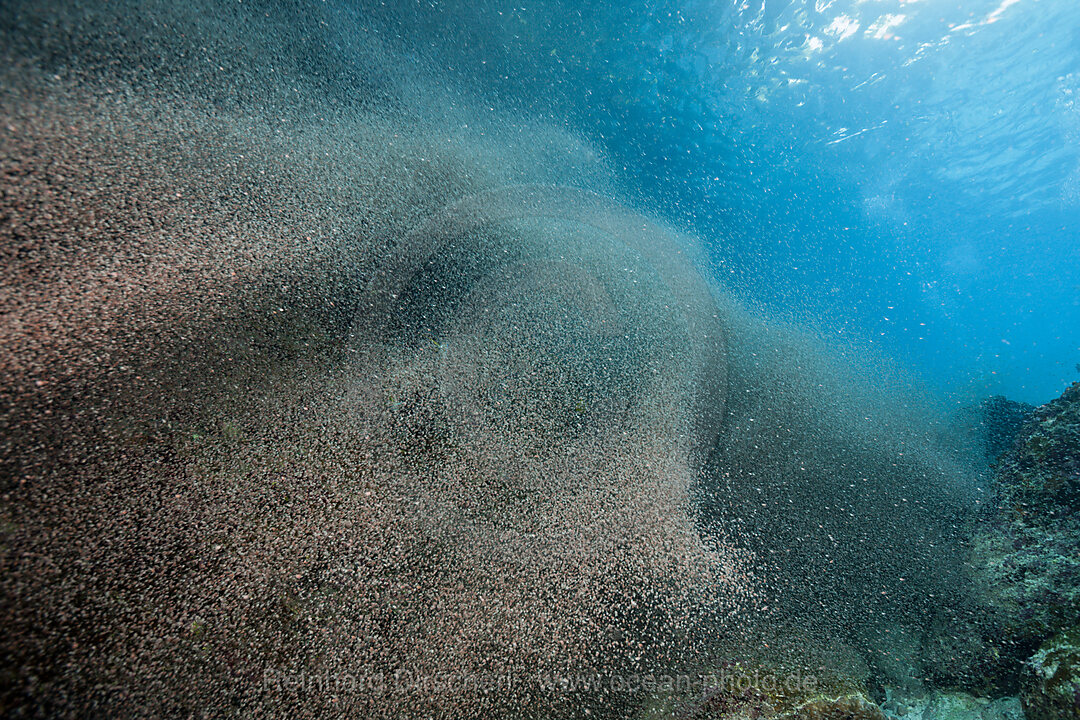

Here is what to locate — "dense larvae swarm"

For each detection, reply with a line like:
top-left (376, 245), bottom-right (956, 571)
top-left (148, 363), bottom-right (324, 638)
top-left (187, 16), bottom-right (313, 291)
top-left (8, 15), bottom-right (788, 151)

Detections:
top-left (2, 1), bottom-right (978, 717)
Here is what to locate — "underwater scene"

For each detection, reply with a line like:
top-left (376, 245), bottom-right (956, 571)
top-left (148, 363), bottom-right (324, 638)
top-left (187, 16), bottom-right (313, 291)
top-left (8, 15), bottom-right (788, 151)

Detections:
top-left (1, 0), bottom-right (1078, 718)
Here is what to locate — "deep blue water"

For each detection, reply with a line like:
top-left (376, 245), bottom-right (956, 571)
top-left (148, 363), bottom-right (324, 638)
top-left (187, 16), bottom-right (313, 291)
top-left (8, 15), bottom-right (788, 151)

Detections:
top-left (379, 0), bottom-right (1080, 404)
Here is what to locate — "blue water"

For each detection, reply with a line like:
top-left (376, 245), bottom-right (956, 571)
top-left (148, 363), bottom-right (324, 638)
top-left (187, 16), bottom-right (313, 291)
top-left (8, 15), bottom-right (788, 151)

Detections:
top-left (388, 0), bottom-right (1080, 404)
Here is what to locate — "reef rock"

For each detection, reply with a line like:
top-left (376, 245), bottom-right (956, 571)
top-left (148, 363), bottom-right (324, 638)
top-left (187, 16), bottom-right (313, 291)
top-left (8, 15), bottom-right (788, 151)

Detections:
top-left (924, 382), bottom-right (1080, 692)
top-left (1020, 626), bottom-right (1080, 720)
top-left (996, 381), bottom-right (1080, 510)
top-left (635, 636), bottom-right (886, 720)
top-left (639, 682), bottom-right (886, 720)
top-left (880, 689), bottom-right (1022, 720)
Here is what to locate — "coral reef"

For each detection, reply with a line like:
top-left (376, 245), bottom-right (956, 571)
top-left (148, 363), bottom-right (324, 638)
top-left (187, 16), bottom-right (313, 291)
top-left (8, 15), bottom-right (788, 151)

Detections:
top-left (1020, 626), bottom-right (1080, 720)
top-left (635, 660), bottom-right (884, 720)
top-left (923, 382), bottom-right (1080, 694)
top-left (995, 381), bottom-right (1080, 511)
top-left (880, 690), bottom-right (1022, 720)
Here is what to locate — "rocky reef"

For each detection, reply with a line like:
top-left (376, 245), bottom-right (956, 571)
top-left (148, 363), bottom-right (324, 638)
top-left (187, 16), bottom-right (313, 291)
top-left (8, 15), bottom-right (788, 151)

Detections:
top-left (1021, 626), bottom-right (1080, 720)
top-left (922, 382), bottom-right (1080, 710)
top-left (994, 382), bottom-right (1080, 512)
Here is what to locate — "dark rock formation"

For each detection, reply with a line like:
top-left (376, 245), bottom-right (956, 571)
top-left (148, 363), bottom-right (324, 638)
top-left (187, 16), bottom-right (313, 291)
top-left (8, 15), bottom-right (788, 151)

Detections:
top-left (924, 382), bottom-right (1080, 694)
top-left (1020, 626), bottom-right (1080, 720)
